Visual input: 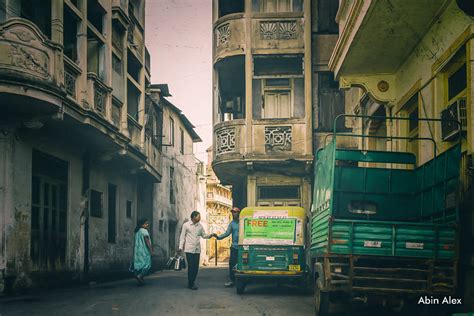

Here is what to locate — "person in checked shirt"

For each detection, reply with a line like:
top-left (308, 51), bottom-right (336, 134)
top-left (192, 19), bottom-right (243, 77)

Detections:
top-left (178, 211), bottom-right (216, 290)
top-left (216, 207), bottom-right (240, 287)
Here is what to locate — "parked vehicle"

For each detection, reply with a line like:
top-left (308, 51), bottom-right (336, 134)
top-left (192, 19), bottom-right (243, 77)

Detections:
top-left (234, 206), bottom-right (311, 294)
top-left (310, 115), bottom-right (461, 315)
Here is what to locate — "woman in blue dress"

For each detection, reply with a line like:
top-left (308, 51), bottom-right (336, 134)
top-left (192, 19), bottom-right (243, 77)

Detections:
top-left (132, 218), bottom-right (153, 284)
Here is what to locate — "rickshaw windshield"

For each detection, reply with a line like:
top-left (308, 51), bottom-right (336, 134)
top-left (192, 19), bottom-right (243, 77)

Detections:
top-left (243, 218), bottom-right (297, 245)
top-left (239, 207), bottom-right (306, 246)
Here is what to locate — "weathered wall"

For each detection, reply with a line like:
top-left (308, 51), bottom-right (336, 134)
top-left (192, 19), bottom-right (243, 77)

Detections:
top-left (393, 1), bottom-right (473, 163)
top-left (1, 126), bottom-right (84, 288)
top-left (153, 105), bottom-right (204, 266)
top-left (87, 164), bottom-right (137, 273)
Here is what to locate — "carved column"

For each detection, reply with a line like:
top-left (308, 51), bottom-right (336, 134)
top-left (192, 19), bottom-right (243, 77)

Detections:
top-left (78, 0), bottom-right (89, 109)
top-left (304, 0), bottom-right (312, 157)
top-left (51, 0), bottom-right (63, 44)
top-left (245, 0), bottom-right (252, 156)
top-left (104, 1), bottom-right (114, 124)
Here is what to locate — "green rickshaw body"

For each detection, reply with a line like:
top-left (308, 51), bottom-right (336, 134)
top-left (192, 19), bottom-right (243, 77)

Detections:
top-left (235, 207), bottom-right (309, 290)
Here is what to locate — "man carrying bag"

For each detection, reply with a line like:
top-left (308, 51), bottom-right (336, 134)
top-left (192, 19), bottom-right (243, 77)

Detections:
top-left (178, 211), bottom-right (216, 290)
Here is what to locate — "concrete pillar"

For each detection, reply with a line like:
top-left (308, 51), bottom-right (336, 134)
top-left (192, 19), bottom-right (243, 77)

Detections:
top-left (303, 0), bottom-right (312, 157)
top-left (121, 21), bottom-right (130, 137)
top-left (244, 0), bottom-right (252, 155)
top-left (0, 128), bottom-right (15, 284)
top-left (51, 0), bottom-right (63, 44)
top-left (468, 38), bottom-right (474, 153)
top-left (104, 1), bottom-right (114, 124)
top-left (247, 176), bottom-right (256, 207)
top-left (78, 0), bottom-right (89, 108)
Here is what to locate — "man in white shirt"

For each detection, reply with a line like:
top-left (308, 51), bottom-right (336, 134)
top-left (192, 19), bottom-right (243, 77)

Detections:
top-left (178, 211), bottom-right (216, 290)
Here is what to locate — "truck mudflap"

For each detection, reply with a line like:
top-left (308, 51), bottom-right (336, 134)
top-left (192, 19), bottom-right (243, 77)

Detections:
top-left (322, 255), bottom-right (456, 295)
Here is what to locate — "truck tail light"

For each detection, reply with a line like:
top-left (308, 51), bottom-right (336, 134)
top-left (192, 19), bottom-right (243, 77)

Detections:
top-left (292, 253), bottom-right (298, 264)
top-left (442, 244), bottom-right (454, 250)
top-left (242, 252), bottom-right (249, 264)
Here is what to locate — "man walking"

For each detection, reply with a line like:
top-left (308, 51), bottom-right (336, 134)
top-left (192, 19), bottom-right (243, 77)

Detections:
top-left (178, 211), bottom-right (215, 290)
top-left (216, 207), bottom-right (240, 287)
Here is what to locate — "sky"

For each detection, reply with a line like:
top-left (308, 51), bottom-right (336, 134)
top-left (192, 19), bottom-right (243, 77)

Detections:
top-left (145, 0), bottom-right (213, 164)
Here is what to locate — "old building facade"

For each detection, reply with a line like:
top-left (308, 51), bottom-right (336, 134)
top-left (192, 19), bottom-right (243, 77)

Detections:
top-left (0, 0), bottom-right (162, 291)
top-left (211, 0), bottom-right (313, 210)
top-left (311, 0), bottom-right (355, 152)
top-left (150, 85), bottom-right (205, 267)
top-left (329, 0), bottom-right (474, 305)
top-left (205, 147), bottom-right (232, 263)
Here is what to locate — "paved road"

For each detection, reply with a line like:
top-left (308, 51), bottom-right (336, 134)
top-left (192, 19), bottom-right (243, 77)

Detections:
top-left (0, 266), bottom-right (313, 316)
top-left (0, 266), bottom-right (468, 316)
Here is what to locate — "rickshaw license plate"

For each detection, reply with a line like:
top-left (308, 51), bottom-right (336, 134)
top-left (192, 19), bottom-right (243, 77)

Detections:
top-left (288, 265), bottom-right (300, 271)
top-left (266, 256), bottom-right (275, 261)
top-left (364, 241), bottom-right (382, 248)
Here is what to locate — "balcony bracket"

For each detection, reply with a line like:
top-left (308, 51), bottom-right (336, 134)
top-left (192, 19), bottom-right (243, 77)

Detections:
top-left (339, 74), bottom-right (396, 105)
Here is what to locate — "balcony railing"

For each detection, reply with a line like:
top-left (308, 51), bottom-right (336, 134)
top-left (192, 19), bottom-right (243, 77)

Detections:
top-left (64, 66), bottom-right (77, 99)
top-left (206, 192), bottom-right (232, 206)
top-left (214, 15), bottom-right (245, 60)
top-left (87, 73), bottom-right (112, 117)
top-left (216, 126), bottom-right (236, 155)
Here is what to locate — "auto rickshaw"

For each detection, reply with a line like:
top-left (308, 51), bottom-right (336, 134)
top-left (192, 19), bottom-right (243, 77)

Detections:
top-left (234, 206), bottom-right (311, 294)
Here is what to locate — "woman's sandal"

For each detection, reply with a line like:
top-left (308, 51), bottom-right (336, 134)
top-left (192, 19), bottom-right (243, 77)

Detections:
top-left (135, 275), bottom-right (144, 285)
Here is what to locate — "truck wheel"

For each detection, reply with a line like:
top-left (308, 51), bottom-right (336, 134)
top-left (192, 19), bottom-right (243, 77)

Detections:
top-left (314, 284), bottom-right (330, 316)
top-left (235, 278), bottom-right (246, 295)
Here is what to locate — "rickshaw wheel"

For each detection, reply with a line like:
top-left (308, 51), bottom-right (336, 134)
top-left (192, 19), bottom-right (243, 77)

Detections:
top-left (314, 284), bottom-right (330, 316)
top-left (235, 278), bottom-right (246, 294)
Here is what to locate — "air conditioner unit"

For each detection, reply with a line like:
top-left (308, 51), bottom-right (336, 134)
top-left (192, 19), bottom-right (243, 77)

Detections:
top-left (440, 97), bottom-right (467, 141)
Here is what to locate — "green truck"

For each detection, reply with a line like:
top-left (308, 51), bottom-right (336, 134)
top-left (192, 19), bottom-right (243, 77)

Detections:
top-left (310, 116), bottom-right (461, 315)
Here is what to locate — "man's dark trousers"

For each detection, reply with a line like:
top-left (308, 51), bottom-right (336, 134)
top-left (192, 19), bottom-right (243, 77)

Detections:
top-left (229, 247), bottom-right (238, 282)
top-left (185, 253), bottom-right (200, 287)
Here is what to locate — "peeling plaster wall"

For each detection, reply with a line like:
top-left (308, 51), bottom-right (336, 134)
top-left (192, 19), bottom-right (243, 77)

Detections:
top-left (153, 105), bottom-right (204, 266)
top-left (394, 1), bottom-right (473, 163)
top-left (1, 127), bottom-right (84, 281)
top-left (0, 124), bottom-right (150, 287)
top-left (87, 164), bottom-right (137, 273)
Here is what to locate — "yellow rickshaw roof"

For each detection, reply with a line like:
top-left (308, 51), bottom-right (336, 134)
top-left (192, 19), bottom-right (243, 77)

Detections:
top-left (240, 206), bottom-right (306, 219)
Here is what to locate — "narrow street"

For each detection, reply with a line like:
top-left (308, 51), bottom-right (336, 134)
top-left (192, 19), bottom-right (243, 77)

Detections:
top-left (0, 266), bottom-right (467, 316)
top-left (0, 266), bottom-right (312, 316)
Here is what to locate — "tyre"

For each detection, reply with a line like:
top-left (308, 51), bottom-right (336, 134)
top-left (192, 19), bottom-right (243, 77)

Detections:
top-left (314, 283), bottom-right (330, 316)
top-left (235, 278), bottom-right (246, 295)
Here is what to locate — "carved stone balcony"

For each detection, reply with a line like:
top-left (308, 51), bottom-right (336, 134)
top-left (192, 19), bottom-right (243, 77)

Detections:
top-left (214, 14), bottom-right (245, 62)
top-left (251, 16), bottom-right (304, 52)
top-left (0, 18), bottom-right (64, 114)
top-left (212, 119), bottom-right (312, 184)
top-left (214, 119), bottom-right (245, 159)
top-left (206, 192), bottom-right (232, 207)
